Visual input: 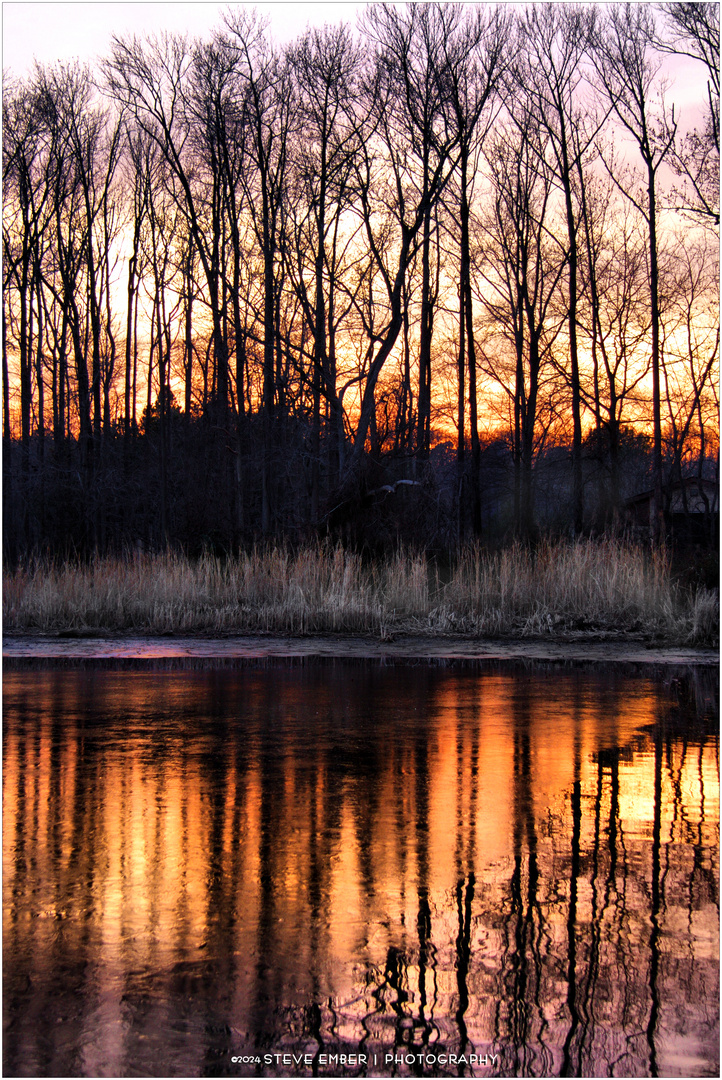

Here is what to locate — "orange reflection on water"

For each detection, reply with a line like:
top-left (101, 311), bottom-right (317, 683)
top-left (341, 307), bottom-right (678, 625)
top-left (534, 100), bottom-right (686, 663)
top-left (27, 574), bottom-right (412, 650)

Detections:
top-left (3, 663), bottom-right (719, 1078)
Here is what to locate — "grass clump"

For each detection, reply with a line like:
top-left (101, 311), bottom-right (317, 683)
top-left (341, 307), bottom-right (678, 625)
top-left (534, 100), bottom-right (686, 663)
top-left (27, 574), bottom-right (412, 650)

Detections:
top-left (3, 538), bottom-right (718, 646)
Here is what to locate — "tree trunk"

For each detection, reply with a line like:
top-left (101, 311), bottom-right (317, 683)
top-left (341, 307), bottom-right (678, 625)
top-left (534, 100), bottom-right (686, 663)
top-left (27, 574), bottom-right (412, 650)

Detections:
top-left (647, 158), bottom-right (664, 545)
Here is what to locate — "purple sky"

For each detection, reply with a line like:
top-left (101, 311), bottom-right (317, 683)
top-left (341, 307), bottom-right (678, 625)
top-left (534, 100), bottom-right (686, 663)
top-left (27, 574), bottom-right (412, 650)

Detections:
top-left (2, 2), bottom-right (708, 135)
top-left (2, 2), bottom-right (366, 74)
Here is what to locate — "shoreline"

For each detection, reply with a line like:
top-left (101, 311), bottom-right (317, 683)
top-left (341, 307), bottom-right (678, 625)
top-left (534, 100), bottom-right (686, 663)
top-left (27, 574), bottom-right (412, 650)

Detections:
top-left (3, 631), bottom-right (718, 666)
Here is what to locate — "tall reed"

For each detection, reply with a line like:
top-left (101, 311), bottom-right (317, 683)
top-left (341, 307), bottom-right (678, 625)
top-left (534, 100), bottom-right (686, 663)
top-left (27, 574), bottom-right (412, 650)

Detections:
top-left (3, 539), bottom-right (717, 644)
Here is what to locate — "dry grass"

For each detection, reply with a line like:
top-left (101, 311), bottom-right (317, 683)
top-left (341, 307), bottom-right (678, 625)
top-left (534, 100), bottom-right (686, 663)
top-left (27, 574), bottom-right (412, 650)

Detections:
top-left (3, 538), bottom-right (718, 645)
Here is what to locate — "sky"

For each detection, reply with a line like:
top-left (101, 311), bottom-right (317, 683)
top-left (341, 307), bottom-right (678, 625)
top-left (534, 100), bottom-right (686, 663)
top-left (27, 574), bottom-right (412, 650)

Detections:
top-left (2, 1), bottom-right (367, 76)
top-left (3, 1), bottom-right (707, 127)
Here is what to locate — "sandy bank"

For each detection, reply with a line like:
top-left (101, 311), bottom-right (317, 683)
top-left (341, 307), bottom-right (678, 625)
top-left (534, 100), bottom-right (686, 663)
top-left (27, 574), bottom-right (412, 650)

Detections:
top-left (3, 632), bottom-right (718, 666)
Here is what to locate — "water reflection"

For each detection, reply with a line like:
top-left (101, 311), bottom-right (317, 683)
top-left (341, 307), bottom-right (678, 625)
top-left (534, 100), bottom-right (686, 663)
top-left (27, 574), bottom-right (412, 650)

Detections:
top-left (3, 661), bottom-right (719, 1077)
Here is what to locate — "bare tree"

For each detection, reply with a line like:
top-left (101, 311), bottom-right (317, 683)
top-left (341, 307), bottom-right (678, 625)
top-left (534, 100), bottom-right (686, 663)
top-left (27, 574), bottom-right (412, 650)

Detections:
top-left (346, 2), bottom-right (461, 487)
top-left (3, 75), bottom-right (49, 478)
top-left (122, 125), bottom-right (153, 438)
top-left (513, 4), bottom-right (605, 534)
top-left (105, 32), bottom-right (232, 412)
top-left (657, 2), bottom-right (720, 224)
top-left (3, 75), bottom-right (50, 550)
top-left (285, 22), bottom-right (364, 516)
top-left (221, 11), bottom-right (296, 532)
top-left (590, 4), bottom-right (678, 542)
top-left (577, 175), bottom-right (654, 521)
top-left (661, 234), bottom-right (719, 502)
top-left (479, 118), bottom-right (567, 539)
top-left (659, 2), bottom-right (719, 141)
top-left (441, 3), bottom-right (509, 538)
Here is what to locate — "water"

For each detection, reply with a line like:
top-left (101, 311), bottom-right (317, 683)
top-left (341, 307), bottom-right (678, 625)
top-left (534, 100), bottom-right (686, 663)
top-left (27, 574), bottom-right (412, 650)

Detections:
top-left (3, 660), bottom-right (719, 1078)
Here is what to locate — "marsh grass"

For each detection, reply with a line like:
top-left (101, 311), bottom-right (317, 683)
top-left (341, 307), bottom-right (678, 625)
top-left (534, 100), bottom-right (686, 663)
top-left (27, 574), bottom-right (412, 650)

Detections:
top-left (3, 538), bottom-right (718, 645)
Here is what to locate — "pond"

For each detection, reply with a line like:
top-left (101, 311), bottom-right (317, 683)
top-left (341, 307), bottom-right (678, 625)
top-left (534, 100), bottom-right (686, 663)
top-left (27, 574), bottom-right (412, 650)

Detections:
top-left (3, 659), bottom-right (719, 1078)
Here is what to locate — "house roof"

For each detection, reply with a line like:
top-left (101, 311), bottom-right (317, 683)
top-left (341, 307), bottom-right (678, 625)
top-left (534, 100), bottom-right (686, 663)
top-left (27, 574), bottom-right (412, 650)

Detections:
top-left (625, 477), bottom-right (718, 509)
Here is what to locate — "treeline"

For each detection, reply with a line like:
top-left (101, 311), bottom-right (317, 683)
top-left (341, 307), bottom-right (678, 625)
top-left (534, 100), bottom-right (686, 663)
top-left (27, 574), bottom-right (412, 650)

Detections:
top-left (3, 2), bottom-right (719, 557)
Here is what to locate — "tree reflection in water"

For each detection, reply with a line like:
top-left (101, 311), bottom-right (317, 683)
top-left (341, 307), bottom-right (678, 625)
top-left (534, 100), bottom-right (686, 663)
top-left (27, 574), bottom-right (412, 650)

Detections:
top-left (3, 660), bottom-right (719, 1078)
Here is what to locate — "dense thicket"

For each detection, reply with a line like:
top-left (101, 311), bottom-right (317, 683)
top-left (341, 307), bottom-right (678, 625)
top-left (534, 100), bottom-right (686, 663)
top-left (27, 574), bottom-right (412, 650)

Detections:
top-left (3, 2), bottom-right (719, 557)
